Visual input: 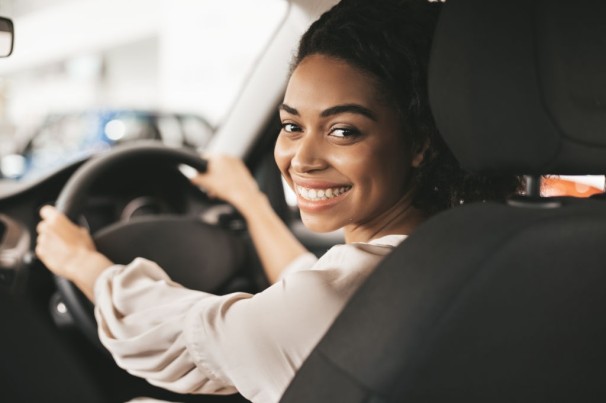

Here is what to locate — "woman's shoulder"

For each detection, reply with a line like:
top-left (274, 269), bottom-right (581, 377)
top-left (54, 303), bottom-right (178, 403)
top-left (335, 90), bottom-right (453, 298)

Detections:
top-left (312, 234), bottom-right (407, 272)
top-left (329, 234), bottom-right (407, 257)
top-left (279, 234), bottom-right (407, 280)
top-left (351, 234), bottom-right (407, 250)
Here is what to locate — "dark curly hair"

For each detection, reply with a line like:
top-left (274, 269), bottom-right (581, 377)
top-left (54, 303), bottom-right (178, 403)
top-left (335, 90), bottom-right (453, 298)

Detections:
top-left (293, 0), bottom-right (522, 215)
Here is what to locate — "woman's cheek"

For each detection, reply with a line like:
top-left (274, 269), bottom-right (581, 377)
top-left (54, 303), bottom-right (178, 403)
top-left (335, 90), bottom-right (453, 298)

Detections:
top-left (328, 144), bottom-right (370, 180)
top-left (274, 136), bottom-right (293, 178)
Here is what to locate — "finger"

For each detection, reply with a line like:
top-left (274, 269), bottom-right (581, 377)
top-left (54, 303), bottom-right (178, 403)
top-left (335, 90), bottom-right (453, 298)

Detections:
top-left (188, 153), bottom-right (214, 179)
top-left (39, 204), bottom-right (56, 219)
top-left (34, 244), bottom-right (43, 259)
top-left (43, 207), bottom-right (81, 233)
top-left (190, 173), bottom-right (209, 188)
top-left (35, 235), bottom-right (50, 257)
top-left (36, 220), bottom-right (49, 235)
top-left (40, 205), bottom-right (68, 227)
top-left (35, 231), bottom-right (45, 244)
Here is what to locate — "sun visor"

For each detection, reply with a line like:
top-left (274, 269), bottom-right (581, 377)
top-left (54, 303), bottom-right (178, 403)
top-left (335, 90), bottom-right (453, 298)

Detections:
top-left (428, 0), bottom-right (606, 175)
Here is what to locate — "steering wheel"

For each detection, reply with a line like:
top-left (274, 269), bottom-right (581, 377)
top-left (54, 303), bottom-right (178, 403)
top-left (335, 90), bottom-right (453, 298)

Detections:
top-left (53, 142), bottom-right (248, 348)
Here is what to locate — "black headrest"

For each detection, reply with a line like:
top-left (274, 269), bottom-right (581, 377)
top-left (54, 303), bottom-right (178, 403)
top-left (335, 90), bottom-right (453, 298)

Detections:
top-left (429, 0), bottom-right (606, 175)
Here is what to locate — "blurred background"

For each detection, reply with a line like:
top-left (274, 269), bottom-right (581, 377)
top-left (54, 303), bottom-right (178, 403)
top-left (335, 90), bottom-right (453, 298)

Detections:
top-left (0, 0), bottom-right (286, 181)
top-left (0, 0), bottom-right (602, 196)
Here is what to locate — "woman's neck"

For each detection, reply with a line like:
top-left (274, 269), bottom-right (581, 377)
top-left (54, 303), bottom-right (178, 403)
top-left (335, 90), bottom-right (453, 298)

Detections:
top-left (343, 196), bottom-right (427, 243)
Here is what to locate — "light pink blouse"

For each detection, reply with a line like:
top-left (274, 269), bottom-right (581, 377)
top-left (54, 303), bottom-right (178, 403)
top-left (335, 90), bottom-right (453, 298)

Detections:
top-left (94, 234), bottom-right (406, 402)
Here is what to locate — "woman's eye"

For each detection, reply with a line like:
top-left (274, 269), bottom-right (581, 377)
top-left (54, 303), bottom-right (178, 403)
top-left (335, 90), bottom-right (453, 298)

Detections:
top-left (281, 122), bottom-right (301, 133)
top-left (330, 127), bottom-right (360, 138)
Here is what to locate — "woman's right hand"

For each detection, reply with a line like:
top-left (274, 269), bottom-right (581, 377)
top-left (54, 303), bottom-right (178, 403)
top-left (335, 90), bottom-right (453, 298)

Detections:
top-left (36, 205), bottom-right (113, 300)
top-left (191, 154), bottom-right (265, 214)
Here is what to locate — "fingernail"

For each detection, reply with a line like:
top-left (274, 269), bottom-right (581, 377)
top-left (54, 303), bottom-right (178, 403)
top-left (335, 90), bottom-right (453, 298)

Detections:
top-left (40, 205), bottom-right (55, 216)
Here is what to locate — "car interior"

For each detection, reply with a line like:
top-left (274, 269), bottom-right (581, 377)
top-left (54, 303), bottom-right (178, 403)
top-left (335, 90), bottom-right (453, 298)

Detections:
top-left (281, 0), bottom-right (606, 401)
top-left (1, 0), bottom-right (605, 402)
top-left (0, 1), bottom-right (339, 402)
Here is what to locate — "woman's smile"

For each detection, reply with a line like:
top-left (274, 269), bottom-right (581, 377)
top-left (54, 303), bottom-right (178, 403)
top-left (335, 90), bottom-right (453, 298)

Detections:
top-left (296, 185), bottom-right (351, 201)
top-left (293, 178), bottom-right (353, 212)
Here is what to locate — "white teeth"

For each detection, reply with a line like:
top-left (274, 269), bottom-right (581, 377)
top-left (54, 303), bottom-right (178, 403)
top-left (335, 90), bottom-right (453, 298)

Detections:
top-left (296, 185), bottom-right (351, 201)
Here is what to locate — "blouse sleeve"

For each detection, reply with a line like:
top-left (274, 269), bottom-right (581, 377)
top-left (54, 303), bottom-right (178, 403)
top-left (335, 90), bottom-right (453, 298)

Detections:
top-left (94, 241), bottom-right (393, 402)
top-left (94, 258), bottom-right (237, 395)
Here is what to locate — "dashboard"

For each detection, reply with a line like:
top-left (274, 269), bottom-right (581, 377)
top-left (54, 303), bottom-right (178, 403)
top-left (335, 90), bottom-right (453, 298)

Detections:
top-left (0, 156), bottom-right (210, 289)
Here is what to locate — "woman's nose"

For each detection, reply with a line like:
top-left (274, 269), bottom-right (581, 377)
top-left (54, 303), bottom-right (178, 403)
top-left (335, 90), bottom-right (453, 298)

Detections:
top-left (291, 133), bottom-right (327, 173)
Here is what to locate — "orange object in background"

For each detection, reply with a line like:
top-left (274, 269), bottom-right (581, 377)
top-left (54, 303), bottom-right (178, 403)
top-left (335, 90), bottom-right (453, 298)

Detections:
top-left (542, 176), bottom-right (604, 197)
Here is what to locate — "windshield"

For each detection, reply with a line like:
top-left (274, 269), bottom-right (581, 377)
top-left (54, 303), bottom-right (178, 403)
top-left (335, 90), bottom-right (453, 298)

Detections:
top-left (0, 0), bottom-right (287, 183)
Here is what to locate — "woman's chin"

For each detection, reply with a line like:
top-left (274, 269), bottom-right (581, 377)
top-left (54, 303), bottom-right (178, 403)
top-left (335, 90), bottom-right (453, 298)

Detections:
top-left (300, 214), bottom-right (342, 234)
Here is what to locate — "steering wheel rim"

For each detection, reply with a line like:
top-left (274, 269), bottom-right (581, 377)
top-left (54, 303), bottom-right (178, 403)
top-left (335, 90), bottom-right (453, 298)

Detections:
top-left (53, 141), bottom-right (211, 347)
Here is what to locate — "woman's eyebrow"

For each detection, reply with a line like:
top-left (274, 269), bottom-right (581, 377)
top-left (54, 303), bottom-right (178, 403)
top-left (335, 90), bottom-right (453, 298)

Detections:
top-left (321, 104), bottom-right (377, 121)
top-left (279, 103), bottom-right (378, 121)
top-left (279, 103), bottom-right (299, 115)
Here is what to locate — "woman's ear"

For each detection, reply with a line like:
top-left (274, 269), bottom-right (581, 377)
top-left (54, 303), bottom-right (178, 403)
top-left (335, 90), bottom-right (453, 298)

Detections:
top-left (411, 140), bottom-right (429, 168)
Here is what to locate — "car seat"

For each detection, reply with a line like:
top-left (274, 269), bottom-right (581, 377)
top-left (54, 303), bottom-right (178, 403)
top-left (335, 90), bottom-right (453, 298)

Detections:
top-left (280, 0), bottom-right (606, 401)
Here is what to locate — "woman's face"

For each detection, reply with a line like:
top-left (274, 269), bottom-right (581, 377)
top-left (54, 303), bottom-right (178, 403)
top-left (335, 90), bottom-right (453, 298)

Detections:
top-left (274, 54), bottom-right (424, 242)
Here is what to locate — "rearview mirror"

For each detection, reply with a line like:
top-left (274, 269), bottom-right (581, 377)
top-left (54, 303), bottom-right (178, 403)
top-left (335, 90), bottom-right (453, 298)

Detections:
top-left (0, 17), bottom-right (14, 57)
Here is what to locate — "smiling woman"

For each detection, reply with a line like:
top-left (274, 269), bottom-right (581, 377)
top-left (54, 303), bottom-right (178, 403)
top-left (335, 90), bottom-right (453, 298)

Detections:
top-left (276, 54), bottom-right (425, 241)
top-left (34, 0), bottom-right (521, 402)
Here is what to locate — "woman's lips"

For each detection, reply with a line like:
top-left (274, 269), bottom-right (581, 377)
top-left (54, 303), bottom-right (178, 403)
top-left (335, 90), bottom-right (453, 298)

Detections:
top-left (293, 182), bottom-right (352, 212)
top-left (295, 184), bottom-right (352, 201)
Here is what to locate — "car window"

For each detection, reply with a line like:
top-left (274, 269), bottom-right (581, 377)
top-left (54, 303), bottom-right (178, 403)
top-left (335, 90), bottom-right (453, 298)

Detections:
top-left (0, 0), bottom-right (287, 181)
top-left (542, 175), bottom-right (605, 197)
top-left (180, 115), bottom-right (214, 148)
